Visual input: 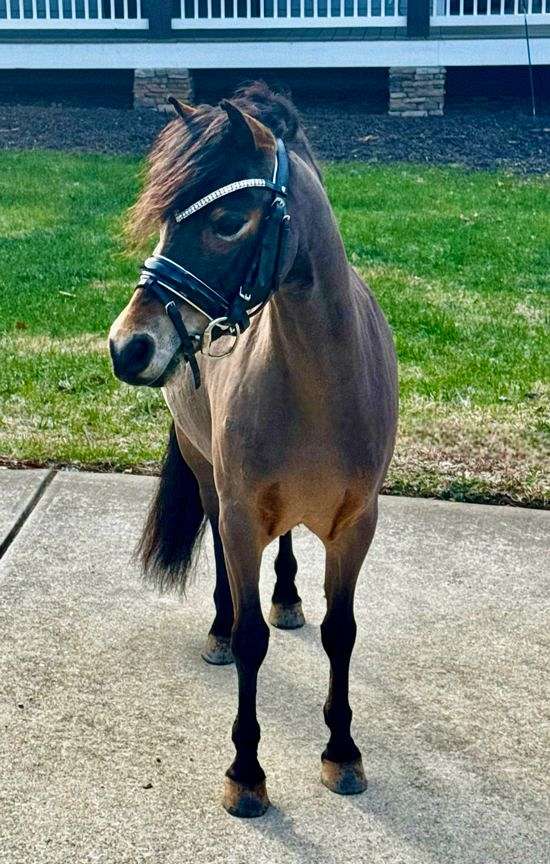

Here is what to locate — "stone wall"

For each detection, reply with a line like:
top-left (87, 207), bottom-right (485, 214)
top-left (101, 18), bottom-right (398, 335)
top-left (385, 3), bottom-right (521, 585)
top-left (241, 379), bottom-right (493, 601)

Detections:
top-left (389, 67), bottom-right (446, 117)
top-left (133, 69), bottom-right (194, 111)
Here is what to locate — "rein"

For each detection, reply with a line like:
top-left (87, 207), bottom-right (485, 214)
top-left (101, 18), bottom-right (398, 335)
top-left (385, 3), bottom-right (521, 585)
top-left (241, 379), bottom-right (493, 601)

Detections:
top-left (138, 138), bottom-right (290, 389)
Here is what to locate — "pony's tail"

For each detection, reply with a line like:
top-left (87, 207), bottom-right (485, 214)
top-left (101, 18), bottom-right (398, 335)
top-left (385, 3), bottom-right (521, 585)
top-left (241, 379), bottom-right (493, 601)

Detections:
top-left (136, 423), bottom-right (206, 595)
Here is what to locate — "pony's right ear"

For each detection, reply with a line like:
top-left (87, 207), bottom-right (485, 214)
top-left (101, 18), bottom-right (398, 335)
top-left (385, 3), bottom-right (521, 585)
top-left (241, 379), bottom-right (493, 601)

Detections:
top-left (167, 95), bottom-right (198, 124)
top-left (220, 99), bottom-right (274, 152)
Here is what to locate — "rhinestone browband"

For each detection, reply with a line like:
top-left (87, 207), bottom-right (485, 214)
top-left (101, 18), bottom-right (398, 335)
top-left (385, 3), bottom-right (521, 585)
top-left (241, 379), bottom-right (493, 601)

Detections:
top-left (175, 178), bottom-right (285, 223)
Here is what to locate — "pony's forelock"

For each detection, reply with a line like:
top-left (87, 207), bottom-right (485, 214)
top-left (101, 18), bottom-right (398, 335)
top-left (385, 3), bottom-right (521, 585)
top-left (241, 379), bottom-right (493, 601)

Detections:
top-left (125, 82), bottom-right (316, 247)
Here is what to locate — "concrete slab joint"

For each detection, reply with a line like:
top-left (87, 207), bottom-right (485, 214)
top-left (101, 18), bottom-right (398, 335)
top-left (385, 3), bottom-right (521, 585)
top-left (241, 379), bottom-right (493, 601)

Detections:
top-left (133, 68), bottom-right (194, 111)
top-left (389, 66), bottom-right (446, 117)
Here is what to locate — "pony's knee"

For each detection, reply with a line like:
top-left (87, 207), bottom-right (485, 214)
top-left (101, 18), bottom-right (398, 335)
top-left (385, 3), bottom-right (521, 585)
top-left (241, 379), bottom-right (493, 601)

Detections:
top-left (232, 614), bottom-right (269, 669)
top-left (321, 612), bottom-right (357, 656)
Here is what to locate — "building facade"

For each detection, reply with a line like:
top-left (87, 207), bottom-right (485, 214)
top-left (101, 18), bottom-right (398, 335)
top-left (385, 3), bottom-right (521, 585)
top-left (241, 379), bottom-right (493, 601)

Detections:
top-left (1, 1), bottom-right (548, 114)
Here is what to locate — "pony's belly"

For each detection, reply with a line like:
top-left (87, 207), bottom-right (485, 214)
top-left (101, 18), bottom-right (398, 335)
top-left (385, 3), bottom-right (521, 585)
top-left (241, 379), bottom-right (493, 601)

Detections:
top-left (254, 473), bottom-right (375, 544)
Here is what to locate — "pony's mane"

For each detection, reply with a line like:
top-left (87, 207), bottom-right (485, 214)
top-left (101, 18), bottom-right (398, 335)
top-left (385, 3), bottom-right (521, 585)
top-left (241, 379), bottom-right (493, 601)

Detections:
top-left (127, 81), bottom-right (318, 244)
top-left (232, 81), bottom-right (302, 142)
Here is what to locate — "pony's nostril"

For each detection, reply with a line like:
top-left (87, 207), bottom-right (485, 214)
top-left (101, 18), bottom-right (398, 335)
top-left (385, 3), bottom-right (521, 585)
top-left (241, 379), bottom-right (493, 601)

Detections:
top-left (129, 334), bottom-right (154, 369)
top-left (114, 334), bottom-right (155, 380)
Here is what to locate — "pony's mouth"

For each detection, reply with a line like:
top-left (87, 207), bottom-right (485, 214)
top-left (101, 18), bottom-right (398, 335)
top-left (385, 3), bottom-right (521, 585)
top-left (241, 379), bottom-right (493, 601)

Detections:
top-left (146, 346), bottom-right (186, 388)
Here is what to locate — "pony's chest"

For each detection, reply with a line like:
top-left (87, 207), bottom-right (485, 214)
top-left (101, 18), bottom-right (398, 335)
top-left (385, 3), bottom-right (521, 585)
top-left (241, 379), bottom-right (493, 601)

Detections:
top-left (219, 399), bottom-right (356, 485)
top-left (162, 380), bottom-right (213, 461)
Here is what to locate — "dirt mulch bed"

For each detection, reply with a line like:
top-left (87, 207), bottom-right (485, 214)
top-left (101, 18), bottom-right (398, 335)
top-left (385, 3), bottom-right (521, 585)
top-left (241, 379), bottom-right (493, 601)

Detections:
top-left (1, 102), bottom-right (549, 173)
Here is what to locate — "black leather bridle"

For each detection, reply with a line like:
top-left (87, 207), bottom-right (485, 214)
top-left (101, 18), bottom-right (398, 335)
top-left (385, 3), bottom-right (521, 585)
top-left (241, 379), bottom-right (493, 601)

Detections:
top-left (137, 138), bottom-right (290, 389)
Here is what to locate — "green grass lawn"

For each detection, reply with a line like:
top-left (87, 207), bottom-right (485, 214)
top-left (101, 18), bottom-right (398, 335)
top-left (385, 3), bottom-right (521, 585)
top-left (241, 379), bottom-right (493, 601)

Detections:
top-left (0, 150), bottom-right (548, 506)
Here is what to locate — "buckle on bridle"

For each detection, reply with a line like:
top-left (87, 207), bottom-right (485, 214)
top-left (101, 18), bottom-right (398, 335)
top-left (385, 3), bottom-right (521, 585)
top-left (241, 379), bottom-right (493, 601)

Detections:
top-left (201, 317), bottom-right (241, 359)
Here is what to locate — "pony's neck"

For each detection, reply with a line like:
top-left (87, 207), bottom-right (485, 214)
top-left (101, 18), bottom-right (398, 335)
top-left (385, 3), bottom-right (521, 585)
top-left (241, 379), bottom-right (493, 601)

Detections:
top-left (266, 154), bottom-right (353, 355)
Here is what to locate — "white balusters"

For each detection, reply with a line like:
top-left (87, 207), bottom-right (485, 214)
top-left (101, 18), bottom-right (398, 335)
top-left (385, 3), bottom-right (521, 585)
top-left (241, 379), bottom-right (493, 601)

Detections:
top-left (0, 0), bottom-right (149, 23)
top-left (172, 0), bottom-right (412, 21)
top-left (0, 0), bottom-right (546, 27)
top-left (429, 0), bottom-right (548, 19)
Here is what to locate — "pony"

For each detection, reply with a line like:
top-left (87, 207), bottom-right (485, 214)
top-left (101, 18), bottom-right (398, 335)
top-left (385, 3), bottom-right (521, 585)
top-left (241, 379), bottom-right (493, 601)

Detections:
top-left (109, 82), bottom-right (398, 817)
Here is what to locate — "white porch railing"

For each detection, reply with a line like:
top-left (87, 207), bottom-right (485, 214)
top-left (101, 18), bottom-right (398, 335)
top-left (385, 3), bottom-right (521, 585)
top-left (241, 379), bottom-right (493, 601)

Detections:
top-left (0, 0), bottom-right (548, 27)
top-left (0, 0), bottom-right (147, 27)
top-left (431, 0), bottom-right (549, 23)
top-left (172, 0), bottom-right (408, 28)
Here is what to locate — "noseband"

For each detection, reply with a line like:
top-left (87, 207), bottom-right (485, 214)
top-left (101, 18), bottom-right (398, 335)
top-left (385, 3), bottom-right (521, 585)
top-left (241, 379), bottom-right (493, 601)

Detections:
top-left (138, 138), bottom-right (290, 389)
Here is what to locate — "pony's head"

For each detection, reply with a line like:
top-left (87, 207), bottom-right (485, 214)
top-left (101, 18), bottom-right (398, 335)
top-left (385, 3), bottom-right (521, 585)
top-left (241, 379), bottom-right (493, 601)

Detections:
top-left (108, 94), bottom-right (287, 387)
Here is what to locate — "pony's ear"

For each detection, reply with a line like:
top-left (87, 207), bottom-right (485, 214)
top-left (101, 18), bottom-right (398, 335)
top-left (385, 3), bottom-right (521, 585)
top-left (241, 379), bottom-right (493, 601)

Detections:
top-left (220, 99), bottom-right (272, 151)
top-left (167, 95), bottom-right (198, 124)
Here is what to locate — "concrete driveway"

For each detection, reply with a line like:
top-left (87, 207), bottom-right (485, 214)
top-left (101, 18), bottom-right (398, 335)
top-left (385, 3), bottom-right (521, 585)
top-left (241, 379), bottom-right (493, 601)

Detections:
top-left (0, 469), bottom-right (548, 864)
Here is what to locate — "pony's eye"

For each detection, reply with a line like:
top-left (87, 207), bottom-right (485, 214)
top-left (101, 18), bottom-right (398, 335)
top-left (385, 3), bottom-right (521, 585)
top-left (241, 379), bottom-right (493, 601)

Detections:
top-left (211, 213), bottom-right (248, 239)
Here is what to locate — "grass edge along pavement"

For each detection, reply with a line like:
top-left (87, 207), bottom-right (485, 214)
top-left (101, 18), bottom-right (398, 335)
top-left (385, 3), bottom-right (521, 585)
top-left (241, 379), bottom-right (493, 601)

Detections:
top-left (0, 150), bottom-right (548, 508)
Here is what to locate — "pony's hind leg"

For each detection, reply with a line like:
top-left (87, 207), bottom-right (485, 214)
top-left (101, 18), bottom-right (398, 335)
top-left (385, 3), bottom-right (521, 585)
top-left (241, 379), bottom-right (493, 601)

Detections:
top-left (320, 505), bottom-right (378, 795)
top-left (202, 516), bottom-right (234, 665)
top-left (173, 429), bottom-right (234, 666)
top-left (269, 531), bottom-right (305, 630)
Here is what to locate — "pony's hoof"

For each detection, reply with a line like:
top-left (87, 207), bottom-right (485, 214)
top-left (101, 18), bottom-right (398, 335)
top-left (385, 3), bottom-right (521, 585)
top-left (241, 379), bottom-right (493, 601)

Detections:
top-left (269, 600), bottom-right (305, 630)
top-left (321, 757), bottom-right (368, 795)
top-left (201, 634), bottom-right (233, 665)
top-left (223, 776), bottom-right (270, 818)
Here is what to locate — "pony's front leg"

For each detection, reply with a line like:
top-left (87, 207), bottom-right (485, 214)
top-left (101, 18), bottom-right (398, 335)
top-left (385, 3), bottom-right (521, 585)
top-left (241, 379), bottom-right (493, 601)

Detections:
top-left (320, 505), bottom-right (378, 796)
top-left (219, 503), bottom-right (270, 818)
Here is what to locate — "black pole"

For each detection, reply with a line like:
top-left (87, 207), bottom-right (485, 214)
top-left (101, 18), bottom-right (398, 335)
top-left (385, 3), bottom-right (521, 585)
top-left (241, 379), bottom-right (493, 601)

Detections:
top-left (144, 0), bottom-right (172, 38)
top-left (520, 0), bottom-right (537, 117)
top-left (407, 0), bottom-right (430, 37)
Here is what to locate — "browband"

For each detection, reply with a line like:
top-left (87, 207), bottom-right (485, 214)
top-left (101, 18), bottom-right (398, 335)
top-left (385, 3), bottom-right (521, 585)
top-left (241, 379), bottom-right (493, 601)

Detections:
top-left (175, 178), bottom-right (284, 223)
top-left (175, 140), bottom-right (287, 223)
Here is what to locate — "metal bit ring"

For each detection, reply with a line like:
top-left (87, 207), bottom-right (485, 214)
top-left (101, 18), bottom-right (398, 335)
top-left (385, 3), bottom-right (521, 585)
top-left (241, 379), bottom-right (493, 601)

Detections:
top-left (201, 318), bottom-right (241, 358)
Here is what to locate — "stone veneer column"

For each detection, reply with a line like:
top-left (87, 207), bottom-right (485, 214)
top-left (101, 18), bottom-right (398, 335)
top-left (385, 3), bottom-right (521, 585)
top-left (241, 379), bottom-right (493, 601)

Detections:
top-left (133, 69), bottom-right (194, 111)
top-left (389, 67), bottom-right (446, 117)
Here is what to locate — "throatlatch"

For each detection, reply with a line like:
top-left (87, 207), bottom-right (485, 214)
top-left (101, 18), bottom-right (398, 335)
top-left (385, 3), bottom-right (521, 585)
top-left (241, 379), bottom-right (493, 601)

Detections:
top-left (138, 138), bottom-right (291, 389)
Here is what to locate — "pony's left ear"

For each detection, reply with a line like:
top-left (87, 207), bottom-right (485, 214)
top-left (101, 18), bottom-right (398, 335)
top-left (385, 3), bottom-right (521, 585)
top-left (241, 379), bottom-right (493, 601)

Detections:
top-left (168, 95), bottom-right (198, 124)
top-left (220, 99), bottom-right (272, 151)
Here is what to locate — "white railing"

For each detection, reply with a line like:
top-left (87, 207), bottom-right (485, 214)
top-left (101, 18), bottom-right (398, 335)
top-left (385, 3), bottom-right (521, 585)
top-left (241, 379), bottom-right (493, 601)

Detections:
top-left (0, 0), bottom-right (147, 27)
top-left (172, 0), bottom-right (407, 28)
top-left (432, 0), bottom-right (549, 23)
top-left (1, 0), bottom-right (548, 28)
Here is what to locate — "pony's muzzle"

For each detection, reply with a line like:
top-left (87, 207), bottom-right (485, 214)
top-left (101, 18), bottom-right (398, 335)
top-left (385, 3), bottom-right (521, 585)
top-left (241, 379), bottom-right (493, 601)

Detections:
top-left (109, 333), bottom-right (155, 384)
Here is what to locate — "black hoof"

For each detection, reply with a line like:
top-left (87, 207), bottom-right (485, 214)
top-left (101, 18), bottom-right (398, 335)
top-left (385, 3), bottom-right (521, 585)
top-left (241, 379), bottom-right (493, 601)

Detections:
top-left (321, 757), bottom-right (368, 795)
top-left (269, 601), bottom-right (305, 630)
top-left (201, 634), bottom-right (234, 665)
top-left (223, 776), bottom-right (270, 818)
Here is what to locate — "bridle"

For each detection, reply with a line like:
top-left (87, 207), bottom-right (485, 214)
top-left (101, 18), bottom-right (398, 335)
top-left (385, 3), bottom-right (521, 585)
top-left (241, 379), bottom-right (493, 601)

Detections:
top-left (137, 138), bottom-right (290, 389)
